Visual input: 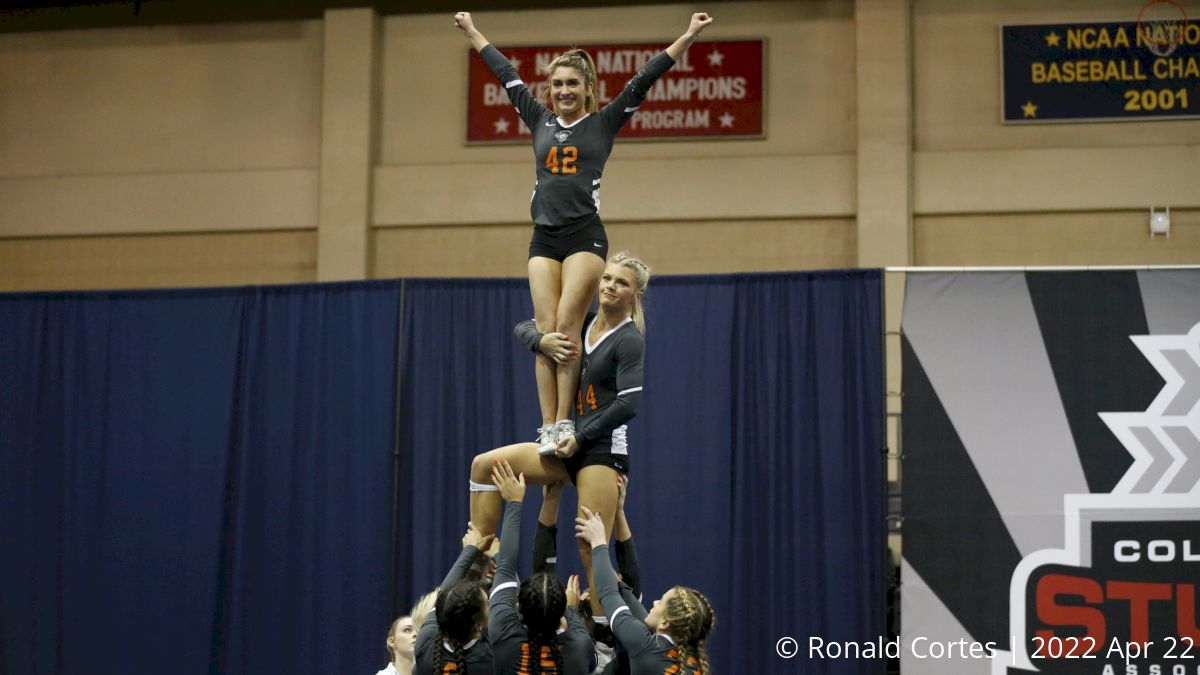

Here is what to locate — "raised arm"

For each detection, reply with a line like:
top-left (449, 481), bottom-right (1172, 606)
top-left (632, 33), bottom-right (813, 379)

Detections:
top-left (575, 507), bottom-right (620, 615)
top-left (576, 507), bottom-right (658, 656)
top-left (613, 474), bottom-right (641, 599)
top-left (419, 522), bottom-right (495, 654)
top-left (453, 11), bottom-right (490, 52)
top-left (560, 574), bottom-right (595, 672)
top-left (443, 522), bottom-right (494, 590)
top-left (665, 13), bottom-right (714, 62)
top-left (456, 12), bottom-right (552, 128)
top-left (532, 481), bottom-right (564, 575)
top-left (601, 14), bottom-right (711, 130)
top-left (491, 460), bottom-right (527, 587)
top-left (486, 461), bottom-right (527, 645)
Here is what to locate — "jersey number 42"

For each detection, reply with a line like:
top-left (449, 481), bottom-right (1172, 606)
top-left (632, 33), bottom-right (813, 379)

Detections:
top-left (545, 146), bottom-right (578, 174)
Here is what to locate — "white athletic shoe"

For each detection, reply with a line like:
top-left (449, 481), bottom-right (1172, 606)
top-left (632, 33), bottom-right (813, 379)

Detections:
top-left (536, 424), bottom-right (558, 456)
top-left (537, 419), bottom-right (575, 456)
top-left (556, 419), bottom-right (575, 445)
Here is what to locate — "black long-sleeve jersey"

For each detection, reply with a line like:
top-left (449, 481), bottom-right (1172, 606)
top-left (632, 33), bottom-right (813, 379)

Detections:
top-left (575, 313), bottom-right (643, 449)
top-left (414, 546), bottom-right (494, 674)
top-left (600, 576), bottom-right (646, 675)
top-left (514, 313), bottom-right (644, 451)
top-left (613, 537), bottom-right (641, 600)
top-left (591, 545), bottom-right (702, 674)
top-left (490, 501), bottom-right (593, 674)
top-left (480, 44), bottom-right (676, 231)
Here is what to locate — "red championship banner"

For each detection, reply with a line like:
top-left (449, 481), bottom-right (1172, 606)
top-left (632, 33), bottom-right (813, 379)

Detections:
top-left (466, 40), bottom-right (764, 142)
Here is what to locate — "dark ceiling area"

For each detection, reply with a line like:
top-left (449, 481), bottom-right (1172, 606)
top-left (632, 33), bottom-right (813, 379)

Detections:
top-left (0, 0), bottom-right (659, 33)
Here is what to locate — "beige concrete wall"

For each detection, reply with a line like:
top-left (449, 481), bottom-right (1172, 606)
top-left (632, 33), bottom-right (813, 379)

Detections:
top-left (914, 209), bottom-right (1200, 266)
top-left (373, 218), bottom-right (856, 278)
top-left (373, 1), bottom-right (857, 277)
top-left (2, 0), bottom-right (1198, 293)
top-left (0, 20), bottom-right (322, 290)
top-left (0, 230), bottom-right (316, 291)
top-left (912, 0), bottom-right (1200, 265)
top-left (0, 22), bottom-right (322, 178)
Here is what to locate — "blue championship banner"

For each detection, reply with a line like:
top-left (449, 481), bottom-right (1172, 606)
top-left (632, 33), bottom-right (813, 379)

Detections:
top-left (1002, 21), bottom-right (1200, 122)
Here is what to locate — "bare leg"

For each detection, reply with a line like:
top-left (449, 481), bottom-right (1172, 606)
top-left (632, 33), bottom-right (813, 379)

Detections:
top-left (575, 464), bottom-right (620, 618)
top-left (555, 252), bottom-right (605, 420)
top-left (528, 257), bottom-right (564, 426)
top-left (469, 442), bottom-right (570, 537)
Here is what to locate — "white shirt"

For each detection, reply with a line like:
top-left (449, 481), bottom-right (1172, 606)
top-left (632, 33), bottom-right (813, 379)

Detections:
top-left (374, 662), bottom-right (403, 675)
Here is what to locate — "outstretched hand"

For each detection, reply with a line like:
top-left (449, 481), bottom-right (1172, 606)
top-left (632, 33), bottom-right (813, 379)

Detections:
top-left (687, 12), bottom-right (714, 37)
top-left (566, 574), bottom-right (582, 607)
top-left (491, 459), bottom-right (526, 502)
top-left (574, 505), bottom-right (608, 549)
top-left (616, 474), bottom-right (629, 511)
top-left (462, 521), bottom-right (495, 551)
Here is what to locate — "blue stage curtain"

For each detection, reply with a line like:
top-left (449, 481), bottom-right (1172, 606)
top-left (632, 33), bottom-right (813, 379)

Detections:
top-left (2, 271), bottom-right (881, 675)
top-left (0, 282), bottom-right (401, 675)
top-left (395, 278), bottom-right (541, 595)
top-left (398, 270), bottom-right (884, 674)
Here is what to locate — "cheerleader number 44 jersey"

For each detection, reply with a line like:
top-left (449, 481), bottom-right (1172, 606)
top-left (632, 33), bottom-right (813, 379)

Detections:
top-left (480, 44), bottom-right (675, 229)
top-left (575, 313), bottom-right (644, 449)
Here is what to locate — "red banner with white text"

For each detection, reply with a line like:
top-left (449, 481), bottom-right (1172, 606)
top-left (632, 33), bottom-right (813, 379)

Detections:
top-left (466, 40), bottom-right (764, 142)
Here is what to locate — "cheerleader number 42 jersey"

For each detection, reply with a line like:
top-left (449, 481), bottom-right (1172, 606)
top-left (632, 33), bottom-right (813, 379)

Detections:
top-left (480, 44), bottom-right (675, 229)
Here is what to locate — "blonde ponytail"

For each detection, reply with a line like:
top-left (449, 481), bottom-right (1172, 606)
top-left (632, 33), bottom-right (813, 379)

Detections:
top-left (608, 251), bottom-right (650, 333)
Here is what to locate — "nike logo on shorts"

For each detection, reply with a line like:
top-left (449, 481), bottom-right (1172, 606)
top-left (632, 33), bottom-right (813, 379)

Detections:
top-left (594, 243), bottom-right (603, 247)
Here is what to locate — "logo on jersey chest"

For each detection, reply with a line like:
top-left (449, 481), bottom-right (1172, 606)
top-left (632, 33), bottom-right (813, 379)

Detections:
top-left (554, 130), bottom-right (572, 143)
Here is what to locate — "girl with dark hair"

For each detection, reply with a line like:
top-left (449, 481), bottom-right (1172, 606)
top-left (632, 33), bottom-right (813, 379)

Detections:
top-left (575, 507), bottom-right (716, 674)
top-left (488, 459), bottom-right (592, 674)
top-left (453, 11), bottom-right (713, 456)
top-left (413, 524), bottom-right (496, 675)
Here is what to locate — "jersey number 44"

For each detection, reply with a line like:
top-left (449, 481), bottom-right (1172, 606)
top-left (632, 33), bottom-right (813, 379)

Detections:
top-left (576, 384), bottom-right (597, 415)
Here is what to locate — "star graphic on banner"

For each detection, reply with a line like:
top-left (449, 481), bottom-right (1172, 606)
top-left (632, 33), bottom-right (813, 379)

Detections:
top-left (718, 112), bottom-right (735, 128)
top-left (494, 117), bottom-right (511, 134)
top-left (1045, 31), bottom-right (1061, 47)
top-left (707, 48), bottom-right (725, 68)
top-left (1022, 101), bottom-right (1038, 118)
top-left (1099, 322), bottom-right (1200, 494)
top-left (509, 55), bottom-right (522, 71)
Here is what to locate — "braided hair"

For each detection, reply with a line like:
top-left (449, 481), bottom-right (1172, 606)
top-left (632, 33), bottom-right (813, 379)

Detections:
top-left (432, 580), bottom-right (486, 674)
top-left (517, 571), bottom-right (566, 673)
top-left (663, 586), bottom-right (716, 674)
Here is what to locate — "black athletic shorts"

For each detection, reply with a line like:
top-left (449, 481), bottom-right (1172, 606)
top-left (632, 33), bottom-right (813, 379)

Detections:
top-left (563, 439), bottom-right (628, 484)
top-left (528, 214), bottom-right (609, 262)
